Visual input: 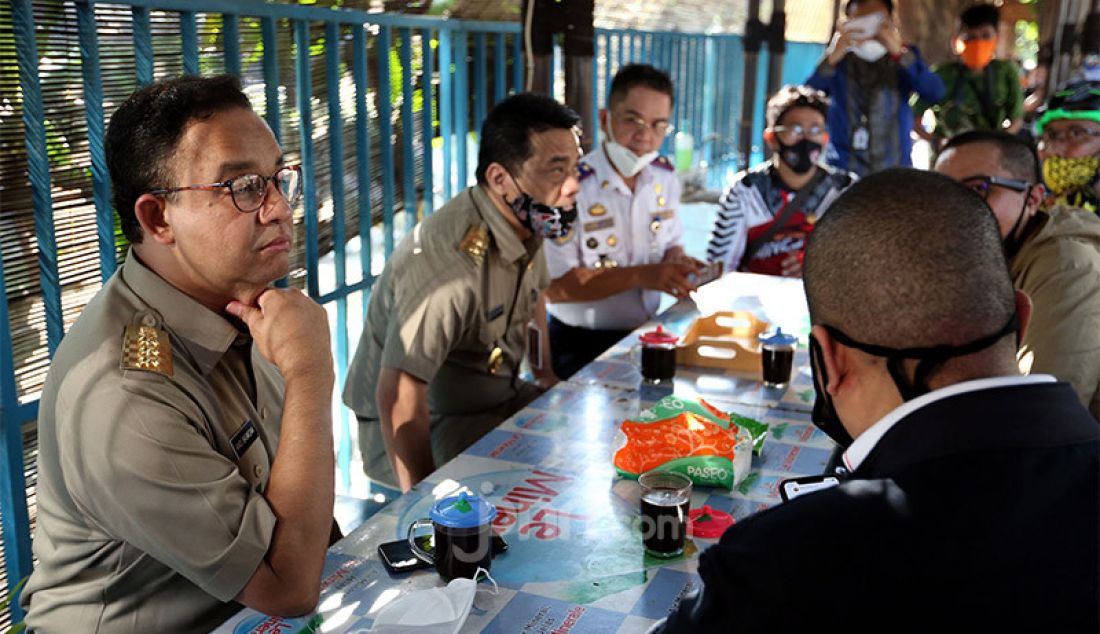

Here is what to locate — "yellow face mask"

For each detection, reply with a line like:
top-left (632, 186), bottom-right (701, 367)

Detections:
top-left (1043, 155), bottom-right (1100, 195)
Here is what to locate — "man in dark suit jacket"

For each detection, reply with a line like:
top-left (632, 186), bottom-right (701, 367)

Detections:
top-left (657, 169), bottom-right (1100, 633)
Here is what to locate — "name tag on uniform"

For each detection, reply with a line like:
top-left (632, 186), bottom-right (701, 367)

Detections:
top-left (231, 419), bottom-right (259, 458)
top-left (487, 304), bottom-right (505, 321)
top-left (583, 218), bottom-right (614, 233)
top-left (651, 210), bottom-right (675, 221)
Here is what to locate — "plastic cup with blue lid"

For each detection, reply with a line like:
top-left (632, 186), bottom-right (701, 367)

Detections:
top-left (407, 491), bottom-right (497, 580)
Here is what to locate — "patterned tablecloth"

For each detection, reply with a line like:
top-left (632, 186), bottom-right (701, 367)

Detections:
top-left (215, 272), bottom-right (835, 634)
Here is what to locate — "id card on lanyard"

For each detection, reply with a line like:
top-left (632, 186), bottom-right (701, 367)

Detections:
top-left (852, 125), bottom-right (870, 151)
top-left (527, 319), bottom-right (543, 370)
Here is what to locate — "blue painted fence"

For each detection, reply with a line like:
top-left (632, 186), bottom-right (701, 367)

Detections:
top-left (2, 0), bottom-right (824, 621)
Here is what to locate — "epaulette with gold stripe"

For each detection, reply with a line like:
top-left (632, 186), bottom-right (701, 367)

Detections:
top-left (458, 223), bottom-right (490, 266)
top-left (121, 324), bottom-right (173, 377)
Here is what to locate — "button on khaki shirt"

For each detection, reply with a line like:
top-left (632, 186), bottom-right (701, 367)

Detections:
top-left (343, 185), bottom-right (549, 484)
top-left (22, 252), bottom-right (284, 633)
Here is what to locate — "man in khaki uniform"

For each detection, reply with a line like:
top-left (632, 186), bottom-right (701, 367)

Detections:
top-left (936, 129), bottom-right (1100, 419)
top-left (344, 93), bottom-right (581, 492)
top-left (22, 75), bottom-right (336, 632)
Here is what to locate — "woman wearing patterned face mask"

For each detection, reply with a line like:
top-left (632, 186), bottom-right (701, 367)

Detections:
top-left (913, 4), bottom-right (1025, 153)
top-left (806, 0), bottom-right (945, 177)
top-left (1037, 81), bottom-right (1100, 213)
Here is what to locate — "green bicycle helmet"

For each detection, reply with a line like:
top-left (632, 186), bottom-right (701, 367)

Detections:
top-left (1036, 80), bottom-right (1100, 135)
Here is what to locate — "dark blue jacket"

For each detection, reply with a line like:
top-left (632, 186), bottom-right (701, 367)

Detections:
top-left (658, 382), bottom-right (1100, 633)
top-left (806, 46), bottom-right (944, 175)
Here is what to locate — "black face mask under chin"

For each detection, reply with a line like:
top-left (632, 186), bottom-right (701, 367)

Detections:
top-left (503, 174), bottom-right (578, 240)
top-left (808, 312), bottom-right (1020, 449)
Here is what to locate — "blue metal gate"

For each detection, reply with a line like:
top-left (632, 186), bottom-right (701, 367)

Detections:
top-left (1, 1), bottom-right (824, 621)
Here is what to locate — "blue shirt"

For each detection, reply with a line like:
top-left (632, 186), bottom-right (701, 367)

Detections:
top-left (806, 46), bottom-right (945, 176)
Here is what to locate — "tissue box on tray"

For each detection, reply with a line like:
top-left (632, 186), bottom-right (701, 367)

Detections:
top-left (612, 396), bottom-right (769, 489)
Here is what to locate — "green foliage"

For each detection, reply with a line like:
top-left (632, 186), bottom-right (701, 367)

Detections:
top-left (1014, 20), bottom-right (1040, 67)
top-left (427, 0), bottom-right (456, 16)
top-left (1, 576), bottom-right (28, 634)
top-left (311, 36), bottom-right (326, 58)
top-left (114, 209), bottom-right (130, 254)
top-left (389, 45), bottom-right (403, 105)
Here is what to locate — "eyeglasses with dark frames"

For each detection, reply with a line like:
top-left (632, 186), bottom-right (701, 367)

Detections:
top-left (960, 174), bottom-right (1031, 200)
top-left (1038, 125), bottom-right (1100, 146)
top-left (148, 165), bottom-right (302, 213)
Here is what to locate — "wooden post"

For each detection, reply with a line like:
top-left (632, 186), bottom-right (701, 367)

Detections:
top-left (766, 0), bottom-right (787, 102)
top-left (522, 0), bottom-right (595, 151)
top-left (739, 0), bottom-right (763, 169)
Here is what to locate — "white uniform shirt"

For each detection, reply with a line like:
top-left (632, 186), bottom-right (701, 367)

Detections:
top-left (545, 146), bottom-right (684, 330)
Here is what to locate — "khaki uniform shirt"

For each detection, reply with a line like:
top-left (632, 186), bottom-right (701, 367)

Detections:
top-left (22, 252), bottom-right (283, 633)
top-left (343, 186), bottom-right (549, 486)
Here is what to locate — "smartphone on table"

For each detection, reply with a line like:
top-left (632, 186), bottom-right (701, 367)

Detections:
top-left (378, 534), bottom-right (509, 574)
top-left (378, 535), bottom-right (433, 573)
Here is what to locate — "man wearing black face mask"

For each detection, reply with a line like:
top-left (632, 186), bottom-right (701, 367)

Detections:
top-left (707, 85), bottom-right (857, 277)
top-left (343, 94), bottom-right (581, 492)
top-left (935, 129), bottom-right (1100, 419)
top-left (656, 169), bottom-right (1099, 632)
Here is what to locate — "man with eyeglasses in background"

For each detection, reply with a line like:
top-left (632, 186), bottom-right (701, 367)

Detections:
top-left (543, 64), bottom-right (704, 379)
top-left (707, 85), bottom-right (857, 278)
top-left (1036, 80), bottom-right (1100, 213)
top-left (936, 129), bottom-right (1100, 419)
top-left (22, 75), bottom-right (337, 631)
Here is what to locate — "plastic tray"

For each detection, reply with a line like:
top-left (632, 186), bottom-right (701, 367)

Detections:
top-left (676, 311), bottom-right (770, 372)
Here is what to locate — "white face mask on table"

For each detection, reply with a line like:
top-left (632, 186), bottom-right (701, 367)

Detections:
top-left (368, 569), bottom-right (498, 634)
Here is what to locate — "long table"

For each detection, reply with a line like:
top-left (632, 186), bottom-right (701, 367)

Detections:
top-left (215, 272), bottom-right (835, 633)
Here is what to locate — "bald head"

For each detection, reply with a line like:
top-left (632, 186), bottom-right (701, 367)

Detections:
top-left (804, 168), bottom-right (1016, 351)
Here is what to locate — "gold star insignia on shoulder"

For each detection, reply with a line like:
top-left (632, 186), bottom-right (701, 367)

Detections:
top-left (459, 223), bottom-right (489, 265)
top-left (121, 324), bottom-right (173, 377)
top-left (577, 161), bottom-right (596, 182)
